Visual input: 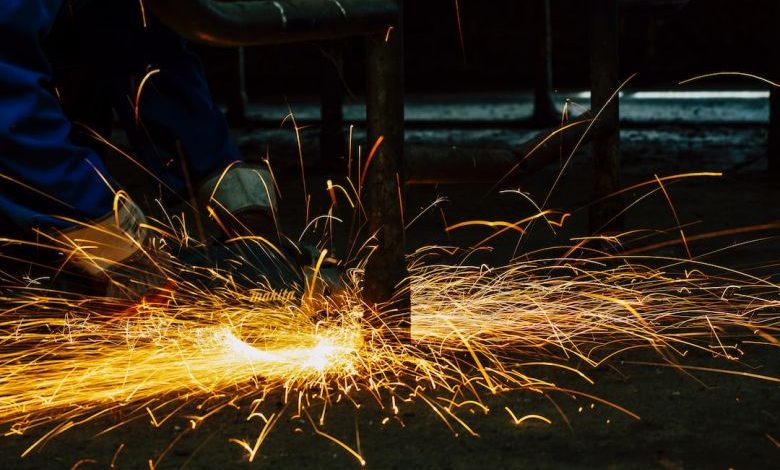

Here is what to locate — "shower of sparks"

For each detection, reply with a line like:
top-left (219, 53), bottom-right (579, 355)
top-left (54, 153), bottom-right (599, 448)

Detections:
top-left (0, 216), bottom-right (778, 464)
top-left (0, 111), bottom-right (779, 465)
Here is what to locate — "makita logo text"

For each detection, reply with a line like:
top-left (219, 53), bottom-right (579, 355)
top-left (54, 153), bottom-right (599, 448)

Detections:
top-left (249, 289), bottom-right (297, 303)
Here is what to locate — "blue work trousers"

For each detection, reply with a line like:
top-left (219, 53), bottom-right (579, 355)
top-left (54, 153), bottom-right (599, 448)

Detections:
top-left (0, 0), bottom-right (239, 234)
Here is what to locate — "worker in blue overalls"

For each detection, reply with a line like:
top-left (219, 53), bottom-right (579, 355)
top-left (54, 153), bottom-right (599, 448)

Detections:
top-left (0, 1), bottom-right (278, 298)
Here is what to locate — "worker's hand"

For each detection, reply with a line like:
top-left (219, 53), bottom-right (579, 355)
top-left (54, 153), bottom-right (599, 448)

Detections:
top-left (100, 244), bottom-right (172, 301)
top-left (54, 198), bottom-right (171, 302)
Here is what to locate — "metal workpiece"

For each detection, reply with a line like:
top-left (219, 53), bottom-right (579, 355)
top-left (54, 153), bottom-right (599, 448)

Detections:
top-left (146, 0), bottom-right (399, 48)
top-left (363, 24), bottom-right (410, 343)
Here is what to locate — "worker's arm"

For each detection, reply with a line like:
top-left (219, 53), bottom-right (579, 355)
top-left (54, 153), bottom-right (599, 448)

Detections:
top-left (0, 0), bottom-right (116, 233)
top-left (0, 1), bottom-right (281, 301)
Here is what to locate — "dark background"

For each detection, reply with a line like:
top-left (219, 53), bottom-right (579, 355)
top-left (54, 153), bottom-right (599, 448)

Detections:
top-left (200, 0), bottom-right (779, 102)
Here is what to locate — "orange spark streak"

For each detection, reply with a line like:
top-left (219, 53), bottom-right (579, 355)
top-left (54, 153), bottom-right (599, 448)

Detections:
top-left (619, 222), bottom-right (780, 255)
top-left (0, 172), bottom-right (74, 209)
top-left (489, 119), bottom-right (591, 193)
top-left (327, 180), bottom-right (339, 207)
top-left (327, 181), bottom-right (355, 209)
top-left (654, 174), bottom-right (692, 259)
top-left (453, 0), bottom-right (466, 61)
top-left (306, 249), bottom-right (329, 301)
top-left (446, 220), bottom-right (528, 235)
top-left (396, 173), bottom-right (405, 228)
top-left (110, 443), bottom-right (125, 468)
top-left (586, 172), bottom-right (722, 209)
top-left (624, 362), bottom-right (780, 384)
top-left (138, 0), bottom-right (148, 28)
top-left (305, 411), bottom-right (366, 466)
top-left (359, 136), bottom-right (385, 189)
top-left (679, 71), bottom-right (780, 87)
top-left (134, 69), bottom-right (160, 127)
top-left (229, 410), bottom-right (283, 463)
top-left (504, 408), bottom-right (552, 426)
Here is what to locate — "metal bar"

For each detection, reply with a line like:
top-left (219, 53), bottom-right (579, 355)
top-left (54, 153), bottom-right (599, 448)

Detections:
top-left (531, 0), bottom-right (558, 126)
top-left (146, 0), bottom-right (398, 48)
top-left (588, 0), bottom-right (624, 234)
top-left (363, 9), bottom-right (410, 343)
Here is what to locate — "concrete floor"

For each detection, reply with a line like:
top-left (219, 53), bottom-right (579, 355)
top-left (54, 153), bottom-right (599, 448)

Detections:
top-left (1, 93), bottom-right (779, 468)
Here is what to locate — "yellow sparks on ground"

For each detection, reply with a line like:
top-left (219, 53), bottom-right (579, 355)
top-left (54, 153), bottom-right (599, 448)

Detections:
top-left (0, 239), bottom-right (777, 463)
top-left (0, 134), bottom-right (777, 466)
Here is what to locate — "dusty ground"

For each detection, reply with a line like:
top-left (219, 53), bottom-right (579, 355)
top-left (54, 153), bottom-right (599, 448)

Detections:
top-left (1, 94), bottom-right (778, 468)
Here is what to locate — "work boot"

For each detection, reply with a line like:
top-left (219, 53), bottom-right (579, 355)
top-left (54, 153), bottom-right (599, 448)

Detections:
top-left (198, 162), bottom-right (279, 240)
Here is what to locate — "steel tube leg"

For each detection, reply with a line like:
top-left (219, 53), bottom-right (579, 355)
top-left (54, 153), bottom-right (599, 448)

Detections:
top-left (364, 12), bottom-right (410, 343)
top-left (588, 0), bottom-right (624, 233)
top-left (532, 0), bottom-right (558, 126)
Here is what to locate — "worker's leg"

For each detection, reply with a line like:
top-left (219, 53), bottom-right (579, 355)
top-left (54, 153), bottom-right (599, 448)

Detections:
top-left (0, 1), bottom-right (157, 294)
top-left (0, 0), bottom-right (116, 234)
top-left (56, 0), bottom-right (241, 197)
top-left (83, 0), bottom-right (276, 235)
top-left (116, 10), bottom-right (242, 193)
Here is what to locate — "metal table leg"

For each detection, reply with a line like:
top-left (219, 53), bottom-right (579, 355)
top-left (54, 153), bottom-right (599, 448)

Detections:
top-left (363, 4), bottom-right (410, 343)
top-left (588, 0), bottom-right (624, 233)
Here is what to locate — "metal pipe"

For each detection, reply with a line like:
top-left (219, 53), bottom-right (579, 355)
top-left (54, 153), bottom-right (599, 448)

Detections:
top-left (588, 0), bottom-right (624, 234)
top-left (531, 0), bottom-right (558, 126)
top-left (146, 0), bottom-right (399, 48)
top-left (363, 16), bottom-right (410, 343)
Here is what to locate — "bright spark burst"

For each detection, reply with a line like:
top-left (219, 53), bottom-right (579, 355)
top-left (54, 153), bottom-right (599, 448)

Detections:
top-left (0, 106), bottom-right (779, 466)
top-left (0, 235), bottom-right (778, 464)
